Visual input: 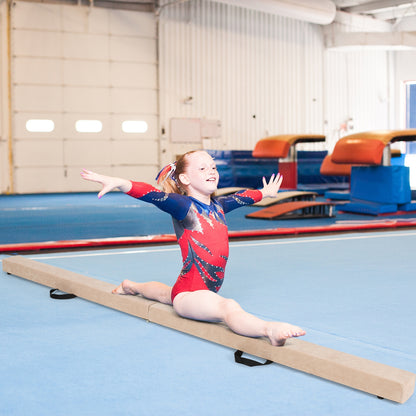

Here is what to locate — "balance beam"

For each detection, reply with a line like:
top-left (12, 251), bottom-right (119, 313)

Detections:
top-left (3, 256), bottom-right (415, 404)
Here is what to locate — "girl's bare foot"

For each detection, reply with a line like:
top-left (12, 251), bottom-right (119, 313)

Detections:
top-left (112, 280), bottom-right (138, 295)
top-left (266, 322), bottom-right (306, 346)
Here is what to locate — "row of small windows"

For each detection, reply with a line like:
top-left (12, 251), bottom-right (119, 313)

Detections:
top-left (25, 119), bottom-right (149, 133)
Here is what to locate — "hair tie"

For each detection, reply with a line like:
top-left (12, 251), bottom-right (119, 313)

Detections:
top-left (155, 162), bottom-right (177, 185)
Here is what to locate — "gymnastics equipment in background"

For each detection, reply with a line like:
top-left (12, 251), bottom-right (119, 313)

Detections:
top-left (3, 256), bottom-right (415, 404)
top-left (330, 129), bottom-right (416, 215)
top-left (249, 134), bottom-right (336, 219)
top-left (252, 134), bottom-right (326, 190)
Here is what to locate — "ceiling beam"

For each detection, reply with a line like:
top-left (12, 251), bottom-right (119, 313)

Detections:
top-left (343, 0), bottom-right (414, 13)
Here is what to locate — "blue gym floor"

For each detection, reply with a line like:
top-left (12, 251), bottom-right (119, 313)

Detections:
top-left (1, 230), bottom-right (416, 415)
top-left (2, 192), bottom-right (416, 248)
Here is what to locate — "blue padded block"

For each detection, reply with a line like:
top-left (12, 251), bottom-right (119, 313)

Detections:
top-left (324, 190), bottom-right (350, 201)
top-left (398, 201), bottom-right (416, 212)
top-left (350, 165), bottom-right (411, 204)
top-left (339, 200), bottom-right (398, 215)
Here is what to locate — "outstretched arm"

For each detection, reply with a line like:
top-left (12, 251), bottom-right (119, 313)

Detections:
top-left (260, 173), bottom-right (283, 198)
top-left (81, 169), bottom-right (132, 198)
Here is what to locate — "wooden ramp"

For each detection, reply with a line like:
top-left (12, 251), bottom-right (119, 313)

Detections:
top-left (247, 201), bottom-right (335, 219)
top-left (252, 191), bottom-right (317, 207)
top-left (3, 256), bottom-right (415, 404)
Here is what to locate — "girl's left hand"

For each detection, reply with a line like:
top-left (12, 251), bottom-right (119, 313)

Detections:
top-left (260, 173), bottom-right (283, 198)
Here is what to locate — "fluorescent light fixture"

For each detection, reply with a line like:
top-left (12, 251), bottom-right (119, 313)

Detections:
top-left (26, 119), bottom-right (55, 133)
top-left (75, 120), bottom-right (103, 133)
top-left (122, 120), bottom-right (148, 133)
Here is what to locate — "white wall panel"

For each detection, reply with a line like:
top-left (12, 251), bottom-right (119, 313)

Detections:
top-left (110, 139), bottom-right (158, 165)
top-left (110, 10), bottom-right (156, 37)
top-left (64, 140), bottom-right (112, 166)
top-left (13, 30), bottom-right (62, 57)
top-left (62, 7), bottom-right (109, 33)
top-left (63, 87), bottom-right (110, 113)
top-left (14, 139), bottom-right (63, 166)
top-left (14, 167), bottom-right (66, 193)
top-left (12, 2), bottom-right (60, 30)
top-left (63, 33), bottom-right (110, 60)
top-left (14, 85), bottom-right (62, 112)
top-left (110, 62), bottom-right (157, 88)
top-left (110, 88), bottom-right (157, 114)
top-left (158, 0), bottom-right (326, 163)
top-left (64, 60), bottom-right (109, 86)
top-left (110, 37), bottom-right (156, 62)
top-left (323, 49), bottom-right (390, 151)
top-left (8, 1), bottom-right (158, 193)
top-left (14, 57), bottom-right (62, 84)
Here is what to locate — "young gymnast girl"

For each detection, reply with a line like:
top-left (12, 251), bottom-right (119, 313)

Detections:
top-left (81, 150), bottom-right (305, 346)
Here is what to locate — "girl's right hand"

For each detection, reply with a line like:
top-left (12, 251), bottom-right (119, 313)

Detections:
top-left (80, 169), bottom-right (130, 198)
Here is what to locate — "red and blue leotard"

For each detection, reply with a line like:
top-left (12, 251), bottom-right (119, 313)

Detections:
top-left (127, 182), bottom-right (262, 301)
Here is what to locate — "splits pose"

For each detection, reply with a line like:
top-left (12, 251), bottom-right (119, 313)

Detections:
top-left (81, 150), bottom-right (305, 346)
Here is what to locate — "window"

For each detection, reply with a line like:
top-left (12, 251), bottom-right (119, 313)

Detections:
top-left (404, 81), bottom-right (416, 188)
top-left (406, 82), bottom-right (416, 129)
top-left (26, 119), bottom-right (55, 132)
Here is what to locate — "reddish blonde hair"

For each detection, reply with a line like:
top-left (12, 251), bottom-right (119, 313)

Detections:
top-left (157, 150), bottom-right (197, 194)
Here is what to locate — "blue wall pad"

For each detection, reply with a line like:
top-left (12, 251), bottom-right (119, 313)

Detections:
top-left (350, 166), bottom-right (411, 204)
top-left (339, 200), bottom-right (398, 215)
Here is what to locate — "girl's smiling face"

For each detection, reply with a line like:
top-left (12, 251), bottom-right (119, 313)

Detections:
top-left (178, 151), bottom-right (219, 203)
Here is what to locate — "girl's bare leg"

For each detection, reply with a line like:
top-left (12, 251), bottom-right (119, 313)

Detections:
top-left (112, 280), bottom-right (172, 305)
top-left (173, 290), bottom-right (305, 346)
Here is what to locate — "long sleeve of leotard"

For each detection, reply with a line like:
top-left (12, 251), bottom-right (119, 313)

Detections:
top-left (126, 181), bottom-right (191, 221)
top-left (216, 189), bottom-right (263, 213)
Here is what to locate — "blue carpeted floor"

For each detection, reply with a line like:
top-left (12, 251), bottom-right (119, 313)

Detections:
top-left (1, 231), bottom-right (416, 415)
